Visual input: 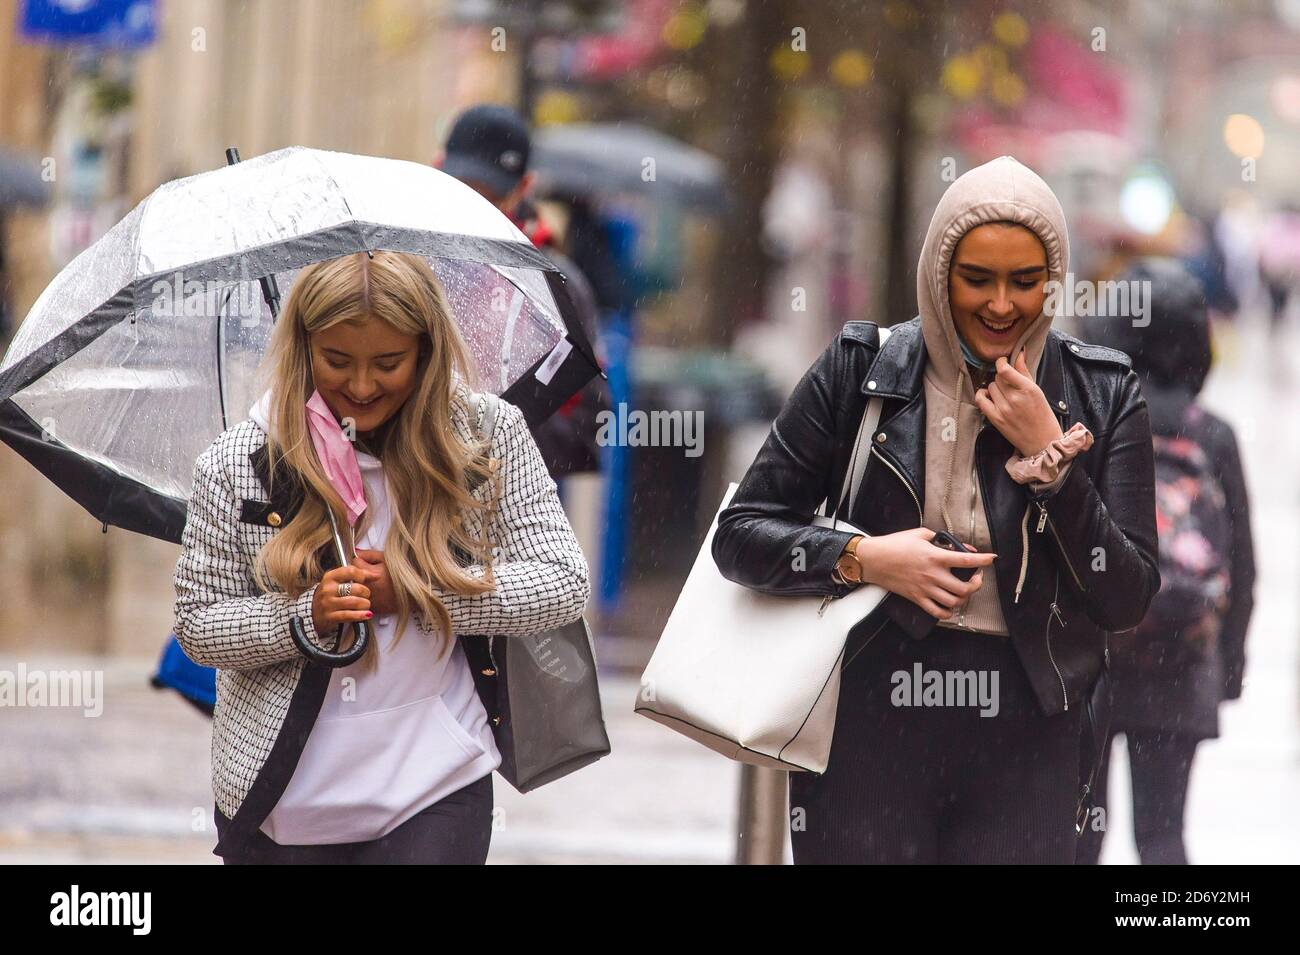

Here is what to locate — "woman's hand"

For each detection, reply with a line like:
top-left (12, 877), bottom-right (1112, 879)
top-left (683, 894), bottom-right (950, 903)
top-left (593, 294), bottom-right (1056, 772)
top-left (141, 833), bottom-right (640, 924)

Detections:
top-left (855, 528), bottom-right (995, 619)
top-left (974, 352), bottom-right (1063, 458)
top-left (352, 548), bottom-right (398, 616)
top-left (311, 564), bottom-right (378, 636)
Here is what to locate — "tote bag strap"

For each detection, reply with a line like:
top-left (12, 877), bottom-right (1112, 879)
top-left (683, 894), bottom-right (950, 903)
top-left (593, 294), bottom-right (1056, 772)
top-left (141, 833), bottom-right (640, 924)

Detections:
top-left (475, 391), bottom-right (500, 442)
top-left (461, 391), bottom-right (501, 495)
top-left (821, 323), bottom-right (893, 526)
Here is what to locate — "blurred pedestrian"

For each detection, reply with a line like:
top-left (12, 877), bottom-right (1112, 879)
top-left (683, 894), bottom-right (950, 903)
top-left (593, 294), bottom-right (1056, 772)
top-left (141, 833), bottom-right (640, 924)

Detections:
top-left (1076, 258), bottom-right (1255, 865)
top-left (713, 157), bottom-right (1160, 864)
top-left (1183, 212), bottom-right (1238, 319)
top-left (1259, 205), bottom-right (1300, 334)
top-left (1215, 191), bottom-right (1263, 315)
top-left (173, 251), bottom-right (589, 864)
top-left (436, 104), bottom-right (610, 482)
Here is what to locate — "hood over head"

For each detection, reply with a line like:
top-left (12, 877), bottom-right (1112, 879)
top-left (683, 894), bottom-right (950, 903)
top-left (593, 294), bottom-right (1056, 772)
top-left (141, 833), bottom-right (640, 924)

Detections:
top-left (917, 155), bottom-right (1070, 404)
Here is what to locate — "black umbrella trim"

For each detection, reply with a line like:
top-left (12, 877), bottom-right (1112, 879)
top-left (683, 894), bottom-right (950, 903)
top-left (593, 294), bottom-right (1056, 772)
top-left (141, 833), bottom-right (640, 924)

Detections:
top-left (0, 395), bottom-right (189, 542)
top-left (502, 269), bottom-right (604, 430)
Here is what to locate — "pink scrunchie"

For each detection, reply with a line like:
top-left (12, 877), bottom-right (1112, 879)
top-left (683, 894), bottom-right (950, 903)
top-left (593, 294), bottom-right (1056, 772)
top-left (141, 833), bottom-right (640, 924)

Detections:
top-left (1005, 422), bottom-right (1094, 485)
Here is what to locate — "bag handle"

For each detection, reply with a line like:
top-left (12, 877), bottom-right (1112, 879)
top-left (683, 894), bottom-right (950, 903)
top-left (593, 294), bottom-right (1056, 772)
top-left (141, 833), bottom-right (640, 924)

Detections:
top-left (821, 324), bottom-right (893, 528)
top-left (476, 391), bottom-right (500, 442)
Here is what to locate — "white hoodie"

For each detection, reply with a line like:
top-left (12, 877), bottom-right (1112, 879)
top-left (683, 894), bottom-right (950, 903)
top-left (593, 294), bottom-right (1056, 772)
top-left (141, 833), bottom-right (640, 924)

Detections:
top-left (247, 391), bottom-right (501, 845)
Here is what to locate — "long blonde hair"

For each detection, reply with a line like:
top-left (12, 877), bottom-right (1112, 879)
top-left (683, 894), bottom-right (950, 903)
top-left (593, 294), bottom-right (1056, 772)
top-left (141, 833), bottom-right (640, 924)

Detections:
top-left (251, 252), bottom-right (500, 666)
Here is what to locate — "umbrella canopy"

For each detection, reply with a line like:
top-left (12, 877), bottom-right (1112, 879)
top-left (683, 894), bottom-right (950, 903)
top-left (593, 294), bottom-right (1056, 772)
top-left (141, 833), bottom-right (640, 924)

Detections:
top-left (0, 146), bottom-right (600, 543)
top-left (532, 122), bottom-right (728, 212)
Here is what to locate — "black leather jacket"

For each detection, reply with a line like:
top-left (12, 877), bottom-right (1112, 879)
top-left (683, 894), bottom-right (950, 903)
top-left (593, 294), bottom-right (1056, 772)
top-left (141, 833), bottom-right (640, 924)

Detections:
top-left (712, 318), bottom-right (1161, 716)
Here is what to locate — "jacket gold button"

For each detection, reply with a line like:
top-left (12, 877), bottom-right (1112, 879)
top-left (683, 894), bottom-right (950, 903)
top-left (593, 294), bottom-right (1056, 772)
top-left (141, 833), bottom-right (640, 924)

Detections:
top-left (1057, 400), bottom-right (1067, 411)
top-left (491, 716), bottom-right (502, 726)
top-left (1070, 344), bottom-right (1080, 353)
top-left (481, 668), bottom-right (497, 677)
top-left (267, 511), bottom-right (282, 527)
top-left (875, 432), bottom-right (887, 443)
top-left (867, 380), bottom-right (877, 390)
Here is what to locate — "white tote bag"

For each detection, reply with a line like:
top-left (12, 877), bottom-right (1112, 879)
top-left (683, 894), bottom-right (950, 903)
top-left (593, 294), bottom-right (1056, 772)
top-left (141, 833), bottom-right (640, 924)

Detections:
top-left (635, 328), bottom-right (894, 772)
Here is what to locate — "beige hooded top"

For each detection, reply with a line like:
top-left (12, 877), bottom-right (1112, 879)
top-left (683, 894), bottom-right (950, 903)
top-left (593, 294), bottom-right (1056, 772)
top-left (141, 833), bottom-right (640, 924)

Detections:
top-left (915, 156), bottom-right (1071, 635)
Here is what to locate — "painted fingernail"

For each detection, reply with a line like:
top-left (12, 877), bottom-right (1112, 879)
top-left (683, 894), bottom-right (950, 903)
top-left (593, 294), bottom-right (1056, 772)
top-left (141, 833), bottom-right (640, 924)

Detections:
top-left (365, 612), bottom-right (373, 618)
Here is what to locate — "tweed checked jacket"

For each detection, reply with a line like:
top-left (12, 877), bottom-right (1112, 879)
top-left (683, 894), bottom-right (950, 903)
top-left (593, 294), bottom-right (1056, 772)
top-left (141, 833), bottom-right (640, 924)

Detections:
top-left (173, 382), bottom-right (590, 853)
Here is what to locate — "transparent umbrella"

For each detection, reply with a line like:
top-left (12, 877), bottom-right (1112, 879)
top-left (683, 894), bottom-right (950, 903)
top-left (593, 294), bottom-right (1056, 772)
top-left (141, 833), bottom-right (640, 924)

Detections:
top-left (0, 145), bottom-right (601, 665)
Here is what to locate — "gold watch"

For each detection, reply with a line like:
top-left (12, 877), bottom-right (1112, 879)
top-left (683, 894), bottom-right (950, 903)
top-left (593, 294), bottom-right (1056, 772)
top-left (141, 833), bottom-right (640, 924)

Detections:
top-left (832, 534), bottom-right (866, 585)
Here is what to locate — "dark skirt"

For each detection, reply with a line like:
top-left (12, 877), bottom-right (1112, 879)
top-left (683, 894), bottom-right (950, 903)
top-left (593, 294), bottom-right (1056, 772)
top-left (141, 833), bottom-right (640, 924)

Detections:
top-left (790, 621), bottom-right (1082, 864)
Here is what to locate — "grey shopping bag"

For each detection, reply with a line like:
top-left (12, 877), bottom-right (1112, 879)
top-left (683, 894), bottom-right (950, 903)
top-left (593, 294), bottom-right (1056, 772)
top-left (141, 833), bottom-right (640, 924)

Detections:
top-left (487, 616), bottom-right (611, 792)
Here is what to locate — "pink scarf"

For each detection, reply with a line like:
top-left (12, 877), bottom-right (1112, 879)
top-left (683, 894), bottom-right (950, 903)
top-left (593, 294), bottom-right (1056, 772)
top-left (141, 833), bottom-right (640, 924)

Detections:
top-left (305, 389), bottom-right (367, 527)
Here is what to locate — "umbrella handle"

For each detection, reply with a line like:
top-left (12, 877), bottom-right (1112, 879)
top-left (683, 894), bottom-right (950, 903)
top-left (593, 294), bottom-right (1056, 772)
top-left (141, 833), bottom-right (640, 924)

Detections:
top-left (290, 503), bottom-right (370, 668)
top-left (291, 615), bottom-right (369, 668)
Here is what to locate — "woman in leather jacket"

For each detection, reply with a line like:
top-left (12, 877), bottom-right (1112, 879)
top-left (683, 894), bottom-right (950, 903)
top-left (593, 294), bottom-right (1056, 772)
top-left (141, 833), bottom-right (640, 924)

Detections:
top-left (712, 157), bottom-right (1160, 864)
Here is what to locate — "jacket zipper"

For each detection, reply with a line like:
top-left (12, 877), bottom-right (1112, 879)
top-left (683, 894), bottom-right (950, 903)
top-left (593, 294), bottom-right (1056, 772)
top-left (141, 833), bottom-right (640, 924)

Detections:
top-left (1046, 571), bottom-right (1068, 710)
top-left (958, 419), bottom-right (997, 628)
top-left (1026, 400), bottom-right (1088, 597)
top-left (870, 445), bottom-right (923, 522)
top-left (958, 455), bottom-right (977, 626)
top-left (819, 445), bottom-right (921, 617)
top-left (1039, 502), bottom-right (1087, 593)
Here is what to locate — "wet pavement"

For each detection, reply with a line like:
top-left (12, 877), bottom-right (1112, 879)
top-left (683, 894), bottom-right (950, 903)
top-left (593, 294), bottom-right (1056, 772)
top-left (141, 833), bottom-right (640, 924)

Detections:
top-left (0, 661), bottom-right (738, 865)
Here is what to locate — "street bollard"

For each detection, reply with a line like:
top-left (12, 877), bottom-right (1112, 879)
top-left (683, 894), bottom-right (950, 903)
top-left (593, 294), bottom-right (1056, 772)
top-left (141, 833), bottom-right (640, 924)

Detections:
top-left (735, 764), bottom-right (788, 865)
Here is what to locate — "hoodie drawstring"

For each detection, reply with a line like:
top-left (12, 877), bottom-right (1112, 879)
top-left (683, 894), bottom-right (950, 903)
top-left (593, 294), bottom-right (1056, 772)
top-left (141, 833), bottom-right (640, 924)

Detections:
top-left (1013, 501), bottom-right (1032, 602)
top-left (939, 364), bottom-right (965, 538)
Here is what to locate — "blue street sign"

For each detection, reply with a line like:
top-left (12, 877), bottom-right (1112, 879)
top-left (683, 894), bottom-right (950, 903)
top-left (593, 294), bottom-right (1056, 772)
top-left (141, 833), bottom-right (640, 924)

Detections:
top-left (19, 0), bottom-right (156, 48)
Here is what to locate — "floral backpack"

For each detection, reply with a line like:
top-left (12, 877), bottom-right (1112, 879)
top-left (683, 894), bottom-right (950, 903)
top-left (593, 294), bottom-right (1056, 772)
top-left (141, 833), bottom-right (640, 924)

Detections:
top-left (1126, 405), bottom-right (1232, 663)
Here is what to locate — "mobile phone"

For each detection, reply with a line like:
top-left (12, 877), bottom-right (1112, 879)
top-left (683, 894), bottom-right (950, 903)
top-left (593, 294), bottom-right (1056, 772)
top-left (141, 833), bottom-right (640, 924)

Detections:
top-left (930, 530), bottom-right (977, 582)
top-left (880, 530), bottom-right (983, 639)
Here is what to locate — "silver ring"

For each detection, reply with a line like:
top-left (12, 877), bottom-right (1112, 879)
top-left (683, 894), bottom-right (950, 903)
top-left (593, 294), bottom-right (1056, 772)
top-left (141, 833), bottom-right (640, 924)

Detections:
top-left (337, 581), bottom-right (352, 598)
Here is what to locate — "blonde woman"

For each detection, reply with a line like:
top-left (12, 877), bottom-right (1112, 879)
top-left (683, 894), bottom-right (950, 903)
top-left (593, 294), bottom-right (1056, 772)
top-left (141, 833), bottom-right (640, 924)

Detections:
top-left (174, 251), bottom-right (590, 864)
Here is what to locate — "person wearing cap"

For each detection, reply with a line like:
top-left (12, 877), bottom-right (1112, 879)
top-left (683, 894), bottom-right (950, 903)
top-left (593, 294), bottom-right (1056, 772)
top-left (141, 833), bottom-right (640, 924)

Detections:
top-left (436, 104), bottom-right (610, 483)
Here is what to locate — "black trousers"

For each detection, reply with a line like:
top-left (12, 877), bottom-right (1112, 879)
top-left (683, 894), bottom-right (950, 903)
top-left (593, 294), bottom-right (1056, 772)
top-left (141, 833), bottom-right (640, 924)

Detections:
top-left (214, 772), bottom-right (494, 864)
top-left (790, 622), bottom-right (1081, 864)
top-left (1075, 729), bottom-right (1200, 865)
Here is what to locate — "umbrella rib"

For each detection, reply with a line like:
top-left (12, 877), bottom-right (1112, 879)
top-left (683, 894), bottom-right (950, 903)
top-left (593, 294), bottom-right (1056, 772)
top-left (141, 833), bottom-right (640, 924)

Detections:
top-left (216, 286), bottom-right (232, 431)
top-left (309, 151), bottom-right (368, 255)
top-left (131, 187), bottom-right (159, 315)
